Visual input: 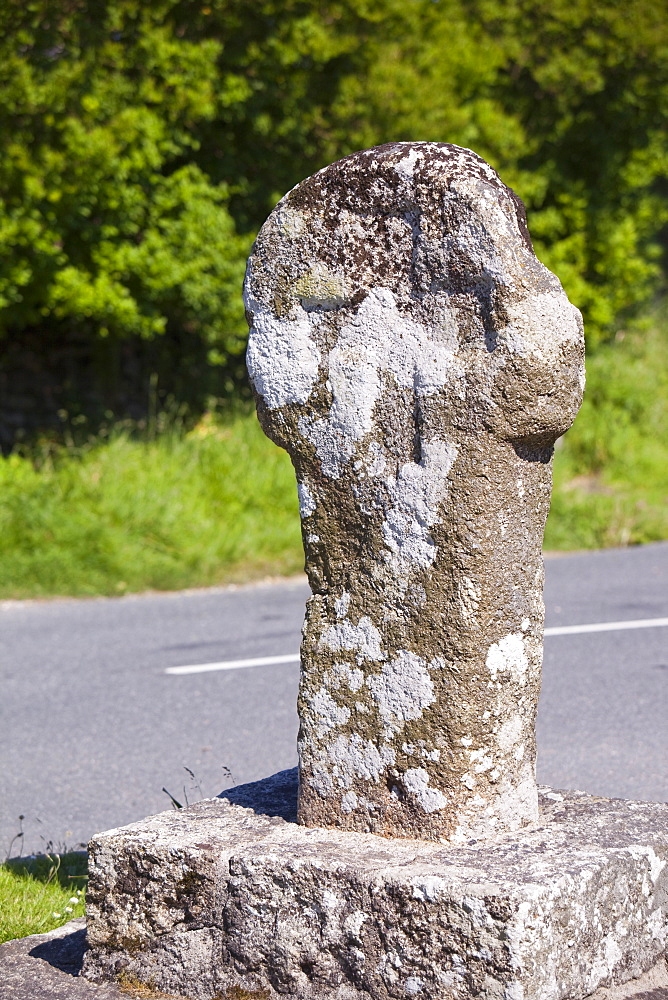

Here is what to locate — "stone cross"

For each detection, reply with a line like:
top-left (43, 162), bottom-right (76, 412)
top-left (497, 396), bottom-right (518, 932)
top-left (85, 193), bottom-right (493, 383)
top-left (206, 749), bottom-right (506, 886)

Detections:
top-left (244, 142), bottom-right (584, 843)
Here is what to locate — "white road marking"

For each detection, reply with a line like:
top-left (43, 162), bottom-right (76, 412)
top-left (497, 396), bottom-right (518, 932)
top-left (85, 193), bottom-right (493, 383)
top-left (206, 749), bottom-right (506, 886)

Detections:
top-left (166, 617), bottom-right (668, 674)
top-left (165, 653), bottom-right (300, 675)
top-left (544, 616), bottom-right (668, 636)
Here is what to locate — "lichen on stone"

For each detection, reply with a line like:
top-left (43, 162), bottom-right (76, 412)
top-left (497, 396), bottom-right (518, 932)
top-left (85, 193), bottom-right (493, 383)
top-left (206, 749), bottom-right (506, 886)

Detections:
top-left (245, 141), bottom-right (585, 841)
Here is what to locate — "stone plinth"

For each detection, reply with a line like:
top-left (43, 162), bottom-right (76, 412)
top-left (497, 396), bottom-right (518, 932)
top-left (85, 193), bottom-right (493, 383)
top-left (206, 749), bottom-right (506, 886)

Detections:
top-left (83, 770), bottom-right (668, 1000)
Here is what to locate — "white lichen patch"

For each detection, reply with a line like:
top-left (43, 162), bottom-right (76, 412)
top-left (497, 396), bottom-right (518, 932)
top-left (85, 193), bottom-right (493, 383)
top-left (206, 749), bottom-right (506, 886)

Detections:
top-left (335, 591), bottom-right (351, 619)
top-left (411, 876), bottom-right (447, 903)
top-left (329, 662), bottom-right (364, 693)
top-left (402, 741), bottom-right (440, 762)
top-left (273, 203), bottom-right (306, 240)
top-left (356, 287), bottom-right (462, 396)
top-left (486, 634), bottom-right (529, 684)
top-left (394, 146), bottom-right (421, 179)
top-left (382, 438), bottom-right (458, 575)
top-left (367, 651), bottom-right (436, 733)
top-left (327, 733), bottom-right (396, 789)
top-left (246, 308), bottom-right (321, 410)
top-left (300, 287), bottom-right (463, 479)
top-left (300, 334), bottom-right (382, 478)
top-left (354, 440), bottom-right (388, 479)
top-left (458, 576), bottom-right (481, 619)
top-left (320, 616), bottom-right (385, 663)
top-left (495, 715), bottom-right (524, 755)
top-left (502, 291), bottom-right (583, 363)
top-left (297, 481), bottom-right (317, 518)
top-left (403, 768), bottom-right (448, 813)
top-left (469, 748), bottom-right (495, 774)
top-left (341, 790), bottom-right (358, 814)
top-left (308, 687), bottom-right (351, 737)
top-left (308, 761), bottom-right (334, 796)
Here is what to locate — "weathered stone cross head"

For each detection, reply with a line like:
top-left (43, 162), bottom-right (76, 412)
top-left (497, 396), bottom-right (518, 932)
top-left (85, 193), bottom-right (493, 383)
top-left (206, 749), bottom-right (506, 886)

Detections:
top-left (245, 141), bottom-right (584, 843)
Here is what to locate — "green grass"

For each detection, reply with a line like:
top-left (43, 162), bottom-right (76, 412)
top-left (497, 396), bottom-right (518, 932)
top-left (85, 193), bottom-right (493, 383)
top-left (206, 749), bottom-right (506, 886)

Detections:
top-left (0, 409), bottom-right (303, 599)
top-left (0, 852), bottom-right (87, 944)
top-left (546, 310), bottom-right (668, 549)
top-left (0, 311), bottom-right (666, 600)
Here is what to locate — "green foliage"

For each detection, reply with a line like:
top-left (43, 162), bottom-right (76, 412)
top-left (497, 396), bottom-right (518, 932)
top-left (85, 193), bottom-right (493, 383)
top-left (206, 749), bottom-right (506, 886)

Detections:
top-left (1, 0), bottom-right (666, 369)
top-left (0, 852), bottom-right (87, 945)
top-left (315, 0), bottom-right (668, 343)
top-left (170, 0), bottom-right (668, 343)
top-left (0, 1), bottom-right (249, 364)
top-left (486, 0), bottom-right (668, 342)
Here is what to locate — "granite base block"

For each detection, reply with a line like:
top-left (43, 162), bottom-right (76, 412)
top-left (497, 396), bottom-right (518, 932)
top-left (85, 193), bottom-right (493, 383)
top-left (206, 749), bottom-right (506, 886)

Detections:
top-left (82, 769), bottom-right (668, 1000)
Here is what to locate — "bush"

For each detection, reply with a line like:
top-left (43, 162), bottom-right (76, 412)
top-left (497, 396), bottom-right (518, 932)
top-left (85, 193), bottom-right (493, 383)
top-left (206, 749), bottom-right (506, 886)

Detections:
top-left (0, 3), bottom-right (250, 379)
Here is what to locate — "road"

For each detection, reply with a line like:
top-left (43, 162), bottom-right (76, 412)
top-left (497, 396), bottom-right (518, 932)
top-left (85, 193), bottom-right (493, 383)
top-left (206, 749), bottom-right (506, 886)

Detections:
top-left (1, 542), bottom-right (667, 857)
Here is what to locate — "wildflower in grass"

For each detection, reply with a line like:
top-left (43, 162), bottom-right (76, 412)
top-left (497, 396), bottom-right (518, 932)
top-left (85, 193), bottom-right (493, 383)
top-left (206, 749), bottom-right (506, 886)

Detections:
top-left (69, 897), bottom-right (78, 903)
top-left (64, 906), bottom-right (73, 913)
top-left (53, 912), bottom-right (61, 918)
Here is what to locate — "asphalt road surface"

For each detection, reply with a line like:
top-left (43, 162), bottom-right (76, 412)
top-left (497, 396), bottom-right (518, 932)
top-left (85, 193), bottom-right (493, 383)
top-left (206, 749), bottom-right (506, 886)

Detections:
top-left (2, 542), bottom-right (667, 857)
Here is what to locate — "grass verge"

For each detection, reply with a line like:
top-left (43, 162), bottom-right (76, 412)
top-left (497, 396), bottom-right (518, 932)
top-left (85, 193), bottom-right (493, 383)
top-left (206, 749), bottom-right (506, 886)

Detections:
top-left (0, 852), bottom-right (87, 945)
top-left (0, 409), bottom-right (303, 599)
top-left (0, 309), bottom-right (666, 599)
top-left (546, 310), bottom-right (668, 549)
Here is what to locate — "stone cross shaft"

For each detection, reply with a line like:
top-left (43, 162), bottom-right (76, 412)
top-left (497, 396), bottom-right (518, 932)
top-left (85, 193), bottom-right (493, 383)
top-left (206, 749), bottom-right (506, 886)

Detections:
top-left (245, 142), bottom-right (584, 843)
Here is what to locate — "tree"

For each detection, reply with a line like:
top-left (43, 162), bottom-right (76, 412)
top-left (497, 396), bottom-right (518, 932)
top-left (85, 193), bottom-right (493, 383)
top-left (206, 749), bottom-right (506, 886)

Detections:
top-left (192, 0), bottom-right (668, 343)
top-left (0, 1), bottom-right (249, 378)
